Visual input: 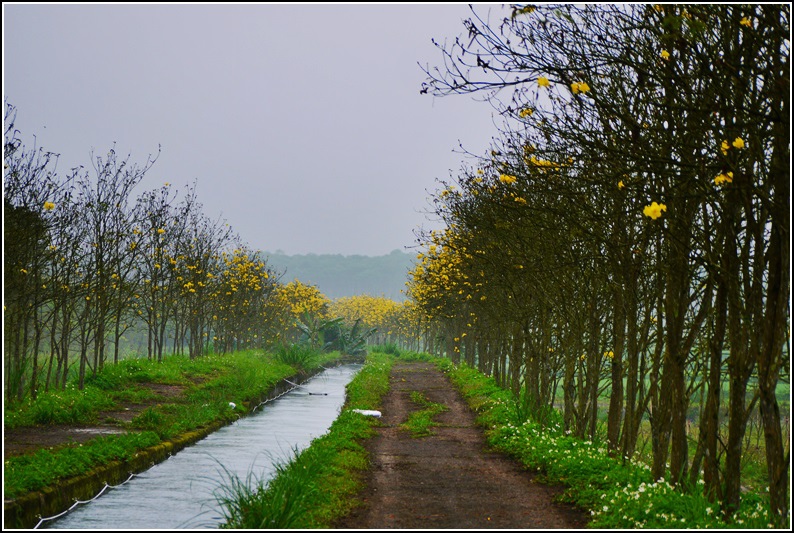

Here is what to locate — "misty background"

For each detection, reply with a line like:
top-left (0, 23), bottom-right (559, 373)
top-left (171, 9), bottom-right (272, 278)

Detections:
top-left (3, 3), bottom-right (507, 263)
top-left (265, 249), bottom-right (413, 301)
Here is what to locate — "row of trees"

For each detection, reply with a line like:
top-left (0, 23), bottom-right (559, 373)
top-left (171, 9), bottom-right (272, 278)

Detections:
top-left (4, 103), bottom-right (354, 403)
top-left (408, 4), bottom-right (789, 525)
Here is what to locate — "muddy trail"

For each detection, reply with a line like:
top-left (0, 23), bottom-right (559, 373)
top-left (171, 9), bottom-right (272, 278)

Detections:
top-left (335, 361), bottom-right (589, 529)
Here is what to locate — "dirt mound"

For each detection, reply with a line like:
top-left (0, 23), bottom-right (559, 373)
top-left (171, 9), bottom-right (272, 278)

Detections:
top-left (335, 361), bottom-right (589, 529)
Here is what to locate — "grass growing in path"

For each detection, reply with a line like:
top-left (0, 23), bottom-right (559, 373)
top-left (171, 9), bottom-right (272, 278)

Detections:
top-left (219, 352), bottom-right (394, 529)
top-left (438, 358), bottom-right (781, 529)
top-left (400, 391), bottom-right (448, 437)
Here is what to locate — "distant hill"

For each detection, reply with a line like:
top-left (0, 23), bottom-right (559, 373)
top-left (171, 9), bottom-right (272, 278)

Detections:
top-left (262, 249), bottom-right (415, 301)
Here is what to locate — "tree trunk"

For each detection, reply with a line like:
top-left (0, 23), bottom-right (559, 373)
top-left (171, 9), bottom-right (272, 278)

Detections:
top-left (608, 284), bottom-right (626, 454)
top-left (756, 210), bottom-right (789, 526)
top-left (701, 281), bottom-right (727, 502)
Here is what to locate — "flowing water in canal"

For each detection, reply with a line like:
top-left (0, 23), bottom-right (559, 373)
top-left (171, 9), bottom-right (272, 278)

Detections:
top-left (44, 363), bottom-right (362, 529)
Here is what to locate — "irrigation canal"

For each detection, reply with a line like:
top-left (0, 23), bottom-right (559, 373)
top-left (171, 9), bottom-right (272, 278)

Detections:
top-left (42, 363), bottom-right (363, 529)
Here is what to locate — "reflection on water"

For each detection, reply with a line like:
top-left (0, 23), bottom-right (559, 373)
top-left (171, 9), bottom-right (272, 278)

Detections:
top-left (45, 364), bottom-right (361, 529)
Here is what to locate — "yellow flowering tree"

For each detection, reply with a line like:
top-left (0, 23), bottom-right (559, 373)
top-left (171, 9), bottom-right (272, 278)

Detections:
top-left (420, 3), bottom-right (790, 521)
top-left (262, 279), bottom-right (331, 346)
top-left (329, 295), bottom-right (403, 346)
top-left (211, 247), bottom-right (278, 353)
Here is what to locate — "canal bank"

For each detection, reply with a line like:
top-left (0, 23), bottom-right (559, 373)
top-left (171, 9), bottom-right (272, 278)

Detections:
top-left (4, 357), bottom-right (362, 529)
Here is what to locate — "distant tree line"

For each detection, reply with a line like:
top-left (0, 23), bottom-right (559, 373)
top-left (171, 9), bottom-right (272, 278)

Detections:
top-left (264, 249), bottom-right (413, 301)
top-left (408, 4), bottom-right (789, 525)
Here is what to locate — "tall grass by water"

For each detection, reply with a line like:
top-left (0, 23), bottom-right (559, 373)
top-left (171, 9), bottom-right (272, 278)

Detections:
top-left (218, 351), bottom-right (394, 528)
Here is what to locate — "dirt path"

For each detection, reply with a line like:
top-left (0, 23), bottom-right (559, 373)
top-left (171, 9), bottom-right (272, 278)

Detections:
top-left (335, 361), bottom-right (589, 529)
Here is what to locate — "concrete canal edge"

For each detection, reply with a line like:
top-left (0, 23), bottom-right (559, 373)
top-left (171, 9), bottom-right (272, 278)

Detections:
top-left (3, 357), bottom-right (363, 529)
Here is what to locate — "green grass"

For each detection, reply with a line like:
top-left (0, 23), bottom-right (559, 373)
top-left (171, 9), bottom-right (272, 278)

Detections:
top-left (370, 343), bottom-right (400, 355)
top-left (217, 446), bottom-right (334, 529)
top-left (441, 359), bottom-right (781, 529)
top-left (524, 361), bottom-right (787, 497)
top-left (399, 390), bottom-right (449, 437)
top-left (397, 350), bottom-right (440, 362)
top-left (343, 352), bottom-right (393, 411)
top-left (219, 352), bottom-right (394, 528)
top-left (3, 348), bottom-right (340, 499)
top-left (4, 385), bottom-right (117, 427)
top-left (273, 343), bottom-right (320, 372)
top-left (3, 432), bottom-right (162, 499)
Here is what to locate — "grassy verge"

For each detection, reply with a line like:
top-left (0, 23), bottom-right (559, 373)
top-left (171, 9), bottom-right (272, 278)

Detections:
top-left (547, 376), bottom-right (788, 494)
top-left (219, 351), bottom-right (394, 529)
top-left (438, 359), bottom-right (779, 529)
top-left (3, 431), bottom-right (162, 498)
top-left (3, 349), bottom-right (340, 500)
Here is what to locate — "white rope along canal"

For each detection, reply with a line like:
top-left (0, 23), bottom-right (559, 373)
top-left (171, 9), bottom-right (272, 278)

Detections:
top-left (34, 473), bottom-right (138, 529)
top-left (41, 363), bottom-right (362, 529)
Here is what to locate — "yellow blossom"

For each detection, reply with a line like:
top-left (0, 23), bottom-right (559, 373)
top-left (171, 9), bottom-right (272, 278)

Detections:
top-left (732, 137), bottom-right (745, 149)
top-left (513, 5), bottom-right (535, 17)
top-left (499, 174), bottom-right (518, 185)
top-left (528, 155), bottom-right (559, 169)
top-left (519, 107), bottom-right (534, 118)
top-left (740, 17), bottom-right (752, 27)
top-left (571, 81), bottom-right (590, 94)
top-left (157, 228), bottom-right (166, 234)
top-left (714, 171), bottom-right (734, 186)
top-left (720, 140), bottom-right (730, 155)
top-left (643, 201), bottom-right (667, 220)
top-left (618, 180), bottom-right (625, 190)
top-left (43, 201), bottom-right (55, 211)
top-left (537, 76), bottom-right (550, 87)
top-left (660, 50), bottom-right (670, 60)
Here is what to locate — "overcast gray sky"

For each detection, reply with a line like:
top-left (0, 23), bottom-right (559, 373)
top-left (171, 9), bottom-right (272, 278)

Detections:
top-left (3, 3), bottom-right (506, 256)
